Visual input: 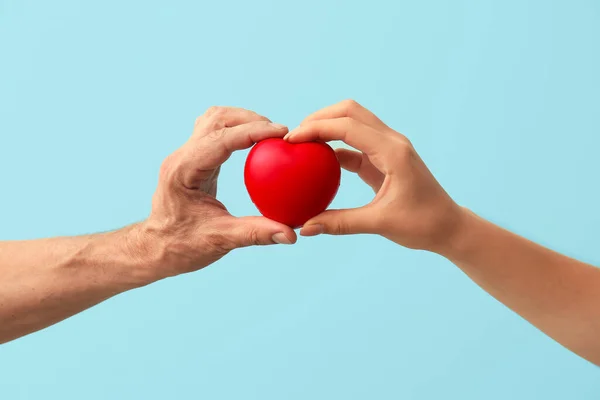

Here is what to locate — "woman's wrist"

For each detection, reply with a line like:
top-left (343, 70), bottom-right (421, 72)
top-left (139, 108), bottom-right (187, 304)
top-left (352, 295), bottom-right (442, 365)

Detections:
top-left (430, 206), bottom-right (482, 261)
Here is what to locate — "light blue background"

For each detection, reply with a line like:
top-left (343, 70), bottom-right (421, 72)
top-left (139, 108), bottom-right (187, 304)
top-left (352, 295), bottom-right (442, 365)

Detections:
top-left (1, 0), bottom-right (599, 398)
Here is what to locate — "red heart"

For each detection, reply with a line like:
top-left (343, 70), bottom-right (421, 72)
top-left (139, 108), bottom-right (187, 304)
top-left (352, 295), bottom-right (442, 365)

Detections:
top-left (244, 138), bottom-right (341, 228)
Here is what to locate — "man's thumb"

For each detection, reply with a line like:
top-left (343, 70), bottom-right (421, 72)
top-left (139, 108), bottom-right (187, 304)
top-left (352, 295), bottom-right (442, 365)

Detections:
top-left (227, 216), bottom-right (297, 248)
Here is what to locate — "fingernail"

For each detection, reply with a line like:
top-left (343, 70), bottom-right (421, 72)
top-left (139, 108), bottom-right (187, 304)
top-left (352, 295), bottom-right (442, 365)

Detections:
top-left (272, 232), bottom-right (292, 245)
top-left (283, 127), bottom-right (299, 141)
top-left (300, 224), bottom-right (324, 237)
top-left (271, 123), bottom-right (287, 130)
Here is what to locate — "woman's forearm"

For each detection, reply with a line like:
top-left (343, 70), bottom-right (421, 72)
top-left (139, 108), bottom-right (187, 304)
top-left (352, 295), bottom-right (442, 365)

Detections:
top-left (440, 209), bottom-right (600, 365)
top-left (289, 101), bottom-right (600, 365)
top-left (0, 226), bottom-right (152, 344)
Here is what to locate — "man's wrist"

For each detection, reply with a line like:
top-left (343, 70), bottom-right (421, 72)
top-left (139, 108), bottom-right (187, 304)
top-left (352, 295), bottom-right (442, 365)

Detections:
top-left (119, 222), bottom-right (170, 287)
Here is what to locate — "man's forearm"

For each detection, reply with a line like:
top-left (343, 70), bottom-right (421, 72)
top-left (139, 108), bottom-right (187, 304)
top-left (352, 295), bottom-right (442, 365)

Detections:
top-left (0, 107), bottom-right (295, 344)
top-left (0, 225), bottom-right (154, 344)
top-left (440, 209), bottom-right (600, 365)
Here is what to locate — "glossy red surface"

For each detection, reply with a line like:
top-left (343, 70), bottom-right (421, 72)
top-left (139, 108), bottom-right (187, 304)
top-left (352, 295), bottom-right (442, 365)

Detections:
top-left (244, 138), bottom-right (341, 228)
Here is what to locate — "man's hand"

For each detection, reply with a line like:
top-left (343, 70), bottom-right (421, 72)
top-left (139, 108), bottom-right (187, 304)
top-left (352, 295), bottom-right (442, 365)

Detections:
top-left (0, 106), bottom-right (296, 343)
top-left (134, 106), bottom-right (297, 281)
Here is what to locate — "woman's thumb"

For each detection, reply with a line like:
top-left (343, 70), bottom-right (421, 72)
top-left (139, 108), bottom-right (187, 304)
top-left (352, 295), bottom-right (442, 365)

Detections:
top-left (300, 208), bottom-right (372, 237)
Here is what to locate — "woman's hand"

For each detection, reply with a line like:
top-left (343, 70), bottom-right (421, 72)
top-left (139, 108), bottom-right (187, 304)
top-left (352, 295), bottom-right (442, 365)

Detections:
top-left (287, 100), bottom-right (600, 366)
top-left (285, 100), bottom-right (464, 253)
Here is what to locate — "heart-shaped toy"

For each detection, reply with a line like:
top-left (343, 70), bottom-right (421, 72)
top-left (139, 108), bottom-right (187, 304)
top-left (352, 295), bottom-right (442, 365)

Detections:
top-left (244, 138), bottom-right (341, 228)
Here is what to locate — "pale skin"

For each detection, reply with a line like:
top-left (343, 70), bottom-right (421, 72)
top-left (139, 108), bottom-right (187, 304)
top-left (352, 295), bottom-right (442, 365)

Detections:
top-left (285, 99), bottom-right (600, 366)
top-left (1, 102), bottom-right (598, 368)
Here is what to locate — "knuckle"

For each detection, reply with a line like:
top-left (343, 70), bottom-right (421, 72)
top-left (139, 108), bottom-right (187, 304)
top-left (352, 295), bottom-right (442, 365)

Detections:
top-left (331, 222), bottom-right (348, 236)
top-left (338, 116), bottom-right (352, 125)
top-left (398, 138), bottom-right (413, 153)
top-left (394, 139), bottom-right (415, 161)
top-left (203, 231), bottom-right (234, 254)
top-left (206, 127), bottom-right (227, 142)
top-left (205, 106), bottom-right (224, 117)
top-left (341, 99), bottom-right (361, 113)
top-left (204, 107), bottom-right (231, 132)
top-left (159, 152), bottom-right (179, 179)
top-left (339, 116), bottom-right (358, 131)
top-left (244, 229), bottom-right (262, 246)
